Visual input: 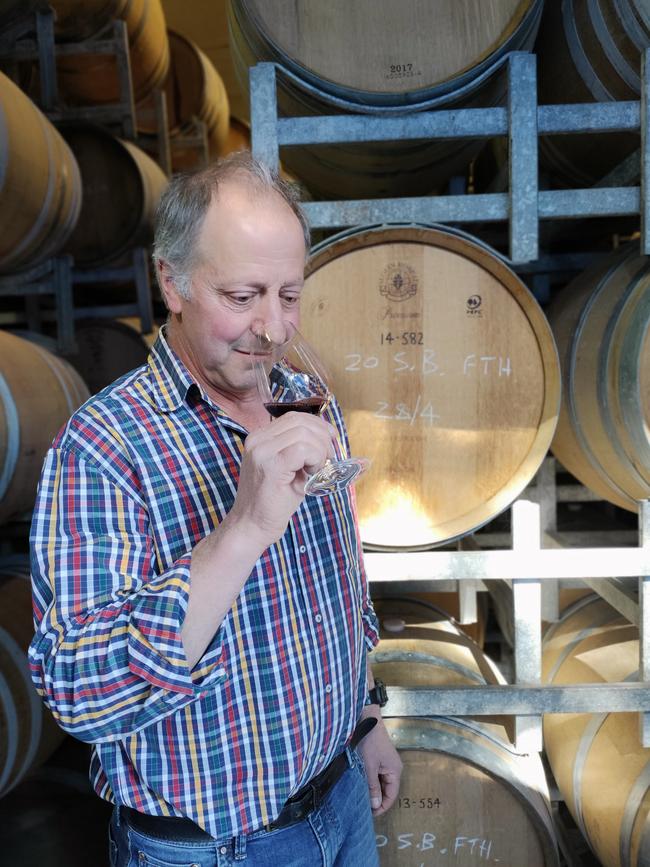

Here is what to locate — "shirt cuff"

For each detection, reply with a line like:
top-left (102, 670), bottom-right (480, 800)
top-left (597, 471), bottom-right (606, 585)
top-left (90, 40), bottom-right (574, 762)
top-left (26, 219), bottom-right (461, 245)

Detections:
top-left (362, 606), bottom-right (381, 650)
top-left (127, 555), bottom-right (227, 698)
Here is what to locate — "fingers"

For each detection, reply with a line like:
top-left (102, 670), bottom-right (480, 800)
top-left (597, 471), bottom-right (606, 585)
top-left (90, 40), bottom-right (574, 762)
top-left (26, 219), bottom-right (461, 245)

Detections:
top-left (245, 415), bottom-right (336, 475)
top-left (367, 776), bottom-right (383, 812)
top-left (262, 411), bottom-right (337, 441)
top-left (370, 771), bottom-right (401, 816)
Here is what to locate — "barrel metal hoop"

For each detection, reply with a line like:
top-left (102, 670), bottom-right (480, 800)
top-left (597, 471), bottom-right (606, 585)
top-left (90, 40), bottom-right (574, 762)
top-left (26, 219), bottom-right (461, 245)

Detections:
top-left (0, 626), bottom-right (42, 795)
top-left (620, 754), bottom-right (650, 867)
top-left (373, 650), bottom-right (487, 685)
top-left (571, 670), bottom-right (638, 847)
top-left (0, 667), bottom-right (18, 795)
top-left (29, 341), bottom-right (77, 415)
top-left (0, 370), bottom-right (20, 502)
top-left (0, 97), bottom-right (8, 193)
top-left (542, 594), bottom-right (601, 644)
top-left (571, 713), bottom-right (607, 843)
top-left (9, 108), bottom-right (59, 262)
top-left (563, 0), bottom-right (614, 101)
top-left (597, 263), bottom-right (650, 492)
top-left (613, 0), bottom-right (650, 48)
top-left (616, 273), bottom-right (650, 475)
top-left (566, 254), bottom-right (634, 505)
top-left (587, 0), bottom-right (640, 92)
top-left (268, 6), bottom-right (544, 115)
top-left (636, 806), bottom-right (650, 867)
top-left (545, 605), bottom-right (623, 683)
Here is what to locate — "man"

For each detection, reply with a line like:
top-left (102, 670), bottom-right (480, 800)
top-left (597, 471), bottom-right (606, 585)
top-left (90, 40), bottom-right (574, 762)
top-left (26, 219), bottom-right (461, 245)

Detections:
top-left (29, 152), bottom-right (402, 866)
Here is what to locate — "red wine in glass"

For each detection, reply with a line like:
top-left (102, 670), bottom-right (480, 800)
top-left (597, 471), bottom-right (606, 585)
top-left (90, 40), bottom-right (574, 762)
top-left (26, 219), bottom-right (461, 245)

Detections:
top-left (264, 397), bottom-right (328, 418)
top-left (250, 320), bottom-right (370, 496)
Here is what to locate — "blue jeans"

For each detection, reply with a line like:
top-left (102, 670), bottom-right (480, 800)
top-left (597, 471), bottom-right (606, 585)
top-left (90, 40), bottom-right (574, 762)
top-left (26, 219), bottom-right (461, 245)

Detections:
top-left (108, 747), bottom-right (379, 867)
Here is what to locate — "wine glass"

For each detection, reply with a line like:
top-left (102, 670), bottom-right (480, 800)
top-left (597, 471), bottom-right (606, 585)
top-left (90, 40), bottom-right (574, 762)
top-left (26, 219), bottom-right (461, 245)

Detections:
top-left (249, 320), bottom-right (370, 496)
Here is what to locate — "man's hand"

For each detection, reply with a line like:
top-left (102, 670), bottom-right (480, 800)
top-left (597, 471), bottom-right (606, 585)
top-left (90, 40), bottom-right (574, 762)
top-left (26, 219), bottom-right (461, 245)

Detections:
top-left (229, 412), bottom-right (337, 547)
top-left (358, 709), bottom-right (403, 816)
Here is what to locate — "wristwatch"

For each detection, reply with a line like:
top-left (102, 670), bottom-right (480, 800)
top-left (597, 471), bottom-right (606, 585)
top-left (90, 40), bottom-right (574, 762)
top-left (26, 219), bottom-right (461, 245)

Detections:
top-left (365, 679), bottom-right (388, 707)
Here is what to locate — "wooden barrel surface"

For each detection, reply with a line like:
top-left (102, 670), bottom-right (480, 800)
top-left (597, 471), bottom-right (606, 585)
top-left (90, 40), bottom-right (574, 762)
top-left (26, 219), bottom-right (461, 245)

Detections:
top-left (66, 318), bottom-right (154, 395)
top-left (0, 737), bottom-right (112, 862)
top-left (138, 30), bottom-right (230, 169)
top-left (60, 124), bottom-right (168, 267)
top-left (301, 224), bottom-right (560, 549)
top-left (0, 570), bottom-right (66, 798)
top-left (543, 595), bottom-right (650, 867)
top-left (0, 0), bottom-right (41, 26)
top-left (371, 604), bottom-right (559, 866)
top-left (547, 244), bottom-right (650, 512)
top-left (487, 583), bottom-right (594, 649)
top-left (53, 0), bottom-right (170, 105)
top-left (535, 0), bottom-right (650, 186)
top-left (0, 331), bottom-right (89, 523)
top-left (230, 0), bottom-right (541, 103)
top-left (228, 0), bottom-right (543, 198)
top-left (371, 593), bottom-right (487, 648)
top-left (0, 71), bottom-right (81, 274)
top-left (222, 115), bottom-right (251, 156)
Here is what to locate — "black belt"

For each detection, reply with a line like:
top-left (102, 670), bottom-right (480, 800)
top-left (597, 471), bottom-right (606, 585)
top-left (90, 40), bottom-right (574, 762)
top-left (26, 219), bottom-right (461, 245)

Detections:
top-left (123, 717), bottom-right (377, 842)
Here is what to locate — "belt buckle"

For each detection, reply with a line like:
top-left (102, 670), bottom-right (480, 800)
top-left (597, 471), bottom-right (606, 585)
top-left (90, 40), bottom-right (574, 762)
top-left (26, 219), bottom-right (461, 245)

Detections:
top-left (291, 782), bottom-right (318, 822)
top-left (264, 782), bottom-right (319, 833)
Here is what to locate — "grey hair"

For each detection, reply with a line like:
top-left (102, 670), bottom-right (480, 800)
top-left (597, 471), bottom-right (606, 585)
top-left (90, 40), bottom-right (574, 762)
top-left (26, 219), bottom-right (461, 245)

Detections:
top-left (152, 152), bottom-right (311, 300)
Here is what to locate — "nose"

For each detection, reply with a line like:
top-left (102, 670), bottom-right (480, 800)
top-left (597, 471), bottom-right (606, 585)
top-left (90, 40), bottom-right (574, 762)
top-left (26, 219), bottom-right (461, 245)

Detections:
top-left (259, 290), bottom-right (287, 326)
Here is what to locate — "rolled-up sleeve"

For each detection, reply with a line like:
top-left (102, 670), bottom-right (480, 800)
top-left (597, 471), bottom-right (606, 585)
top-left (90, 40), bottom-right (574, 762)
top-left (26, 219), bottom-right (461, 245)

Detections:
top-left (29, 447), bottom-right (227, 744)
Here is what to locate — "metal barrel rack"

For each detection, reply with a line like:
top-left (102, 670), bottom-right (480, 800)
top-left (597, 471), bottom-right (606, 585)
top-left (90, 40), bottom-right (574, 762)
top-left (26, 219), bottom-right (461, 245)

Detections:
top-left (0, 4), bottom-right (165, 348)
top-left (249, 50), bottom-right (650, 752)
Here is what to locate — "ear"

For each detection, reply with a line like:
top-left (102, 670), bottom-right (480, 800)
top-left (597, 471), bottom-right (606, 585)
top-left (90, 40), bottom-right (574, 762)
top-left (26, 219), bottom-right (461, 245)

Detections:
top-left (157, 260), bottom-right (185, 314)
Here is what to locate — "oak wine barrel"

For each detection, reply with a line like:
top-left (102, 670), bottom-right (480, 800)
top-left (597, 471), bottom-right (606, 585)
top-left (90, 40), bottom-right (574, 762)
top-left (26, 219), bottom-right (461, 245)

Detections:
top-left (487, 583), bottom-right (594, 648)
top-left (0, 71), bottom-right (81, 273)
top-left (0, 739), bottom-right (112, 863)
top-left (0, 0), bottom-right (41, 26)
top-left (52, 0), bottom-right (170, 105)
top-left (371, 602), bottom-right (559, 867)
top-left (301, 224), bottom-right (561, 549)
top-left (66, 318), bottom-right (155, 395)
top-left (222, 115), bottom-right (251, 156)
top-left (0, 570), bottom-right (66, 798)
top-left (137, 30), bottom-right (230, 170)
top-left (543, 595), bottom-right (650, 867)
top-left (60, 123), bottom-right (168, 267)
top-left (535, 0), bottom-right (650, 186)
top-left (0, 331), bottom-right (89, 523)
top-left (228, 0), bottom-right (543, 199)
top-left (371, 593), bottom-right (487, 648)
top-left (547, 244), bottom-right (650, 512)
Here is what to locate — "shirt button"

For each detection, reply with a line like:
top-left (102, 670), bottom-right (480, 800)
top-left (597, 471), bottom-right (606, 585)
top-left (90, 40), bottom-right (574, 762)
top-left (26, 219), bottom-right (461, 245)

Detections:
top-left (219, 845), bottom-right (228, 854)
top-left (318, 755), bottom-right (325, 762)
top-left (299, 545), bottom-right (307, 554)
top-left (314, 614), bottom-right (322, 623)
top-left (325, 683), bottom-right (332, 694)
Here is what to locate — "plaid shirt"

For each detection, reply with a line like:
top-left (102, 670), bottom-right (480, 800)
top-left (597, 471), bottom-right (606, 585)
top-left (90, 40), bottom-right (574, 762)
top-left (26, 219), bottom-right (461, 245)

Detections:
top-left (28, 329), bottom-right (379, 840)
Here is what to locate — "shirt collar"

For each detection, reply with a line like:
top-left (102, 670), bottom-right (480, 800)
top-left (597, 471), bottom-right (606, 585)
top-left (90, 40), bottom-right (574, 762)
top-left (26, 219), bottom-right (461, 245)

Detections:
top-left (147, 325), bottom-right (198, 413)
top-left (147, 327), bottom-right (296, 417)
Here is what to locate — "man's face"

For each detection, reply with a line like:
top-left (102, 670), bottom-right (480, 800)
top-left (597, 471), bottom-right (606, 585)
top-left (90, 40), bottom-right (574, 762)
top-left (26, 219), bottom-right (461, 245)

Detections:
top-left (163, 183), bottom-right (307, 401)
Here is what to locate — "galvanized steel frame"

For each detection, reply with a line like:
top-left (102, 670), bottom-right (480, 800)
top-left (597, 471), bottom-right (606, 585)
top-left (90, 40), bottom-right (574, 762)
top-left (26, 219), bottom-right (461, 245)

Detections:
top-left (0, 247), bottom-right (154, 352)
top-left (0, 7), bottom-right (138, 139)
top-left (249, 50), bottom-right (650, 750)
top-left (249, 50), bottom-right (650, 264)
